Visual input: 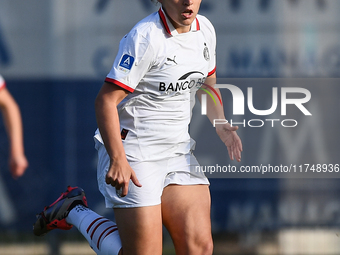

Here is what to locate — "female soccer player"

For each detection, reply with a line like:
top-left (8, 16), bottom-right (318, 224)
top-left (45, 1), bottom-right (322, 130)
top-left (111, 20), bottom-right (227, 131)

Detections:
top-left (34, 1), bottom-right (242, 254)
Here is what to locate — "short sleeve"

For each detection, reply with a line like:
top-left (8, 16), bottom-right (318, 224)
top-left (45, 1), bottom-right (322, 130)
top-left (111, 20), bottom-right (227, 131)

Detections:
top-left (198, 15), bottom-right (216, 77)
top-left (207, 21), bottom-right (216, 76)
top-left (105, 30), bottom-right (154, 92)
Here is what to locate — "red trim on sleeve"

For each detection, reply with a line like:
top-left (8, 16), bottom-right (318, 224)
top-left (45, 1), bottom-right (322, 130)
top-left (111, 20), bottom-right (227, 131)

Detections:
top-left (0, 82), bottom-right (6, 91)
top-left (105, 78), bottom-right (134, 93)
top-left (208, 67), bottom-right (216, 77)
top-left (158, 8), bottom-right (172, 35)
top-left (0, 75), bottom-right (6, 90)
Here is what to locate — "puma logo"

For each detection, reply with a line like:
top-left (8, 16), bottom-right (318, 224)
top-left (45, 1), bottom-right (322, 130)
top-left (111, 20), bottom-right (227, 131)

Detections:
top-left (166, 56), bottom-right (177, 65)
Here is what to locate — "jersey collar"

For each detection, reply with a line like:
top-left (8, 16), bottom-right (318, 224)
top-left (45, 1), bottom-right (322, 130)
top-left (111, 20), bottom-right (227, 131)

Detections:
top-left (158, 7), bottom-right (200, 36)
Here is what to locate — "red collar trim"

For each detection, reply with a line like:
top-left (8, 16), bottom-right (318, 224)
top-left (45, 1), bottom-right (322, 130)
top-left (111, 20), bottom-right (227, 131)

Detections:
top-left (158, 8), bottom-right (171, 35)
top-left (196, 18), bottom-right (200, 31)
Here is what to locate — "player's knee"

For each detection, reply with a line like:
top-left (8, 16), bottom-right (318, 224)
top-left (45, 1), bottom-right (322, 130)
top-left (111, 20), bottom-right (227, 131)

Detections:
top-left (190, 235), bottom-right (213, 255)
top-left (199, 238), bottom-right (214, 255)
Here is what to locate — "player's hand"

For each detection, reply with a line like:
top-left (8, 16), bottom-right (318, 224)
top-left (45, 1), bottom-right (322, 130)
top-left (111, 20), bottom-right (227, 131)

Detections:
top-left (105, 159), bottom-right (142, 197)
top-left (216, 123), bottom-right (242, 162)
top-left (9, 154), bottom-right (28, 179)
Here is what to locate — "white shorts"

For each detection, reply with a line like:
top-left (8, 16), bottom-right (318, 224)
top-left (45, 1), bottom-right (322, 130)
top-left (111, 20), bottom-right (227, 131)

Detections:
top-left (95, 140), bottom-right (209, 208)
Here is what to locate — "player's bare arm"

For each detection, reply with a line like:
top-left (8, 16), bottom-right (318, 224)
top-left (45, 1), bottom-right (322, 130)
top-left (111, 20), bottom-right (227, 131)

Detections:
top-left (0, 87), bottom-right (28, 178)
top-left (197, 73), bottom-right (242, 162)
top-left (95, 82), bottom-right (142, 197)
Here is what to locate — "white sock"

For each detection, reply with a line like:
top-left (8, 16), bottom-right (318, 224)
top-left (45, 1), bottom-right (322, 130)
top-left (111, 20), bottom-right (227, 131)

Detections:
top-left (66, 205), bottom-right (122, 255)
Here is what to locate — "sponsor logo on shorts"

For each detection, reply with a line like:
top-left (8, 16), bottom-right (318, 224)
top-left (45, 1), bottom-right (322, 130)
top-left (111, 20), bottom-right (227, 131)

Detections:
top-left (121, 128), bottom-right (129, 140)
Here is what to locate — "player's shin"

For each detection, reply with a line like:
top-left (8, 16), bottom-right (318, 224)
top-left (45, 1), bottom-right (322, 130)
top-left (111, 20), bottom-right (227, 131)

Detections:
top-left (66, 205), bottom-right (122, 255)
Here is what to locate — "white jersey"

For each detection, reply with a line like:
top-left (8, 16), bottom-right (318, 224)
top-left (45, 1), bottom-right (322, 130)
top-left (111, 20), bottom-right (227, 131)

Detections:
top-left (94, 8), bottom-right (216, 161)
top-left (0, 75), bottom-right (6, 90)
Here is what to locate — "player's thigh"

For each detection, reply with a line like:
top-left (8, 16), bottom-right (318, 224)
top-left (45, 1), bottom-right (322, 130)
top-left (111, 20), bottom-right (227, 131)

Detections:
top-left (161, 184), bottom-right (213, 255)
top-left (114, 205), bottom-right (163, 255)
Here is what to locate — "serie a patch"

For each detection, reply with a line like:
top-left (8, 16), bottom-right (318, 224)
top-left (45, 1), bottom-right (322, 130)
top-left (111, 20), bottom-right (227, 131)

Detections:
top-left (118, 54), bottom-right (135, 74)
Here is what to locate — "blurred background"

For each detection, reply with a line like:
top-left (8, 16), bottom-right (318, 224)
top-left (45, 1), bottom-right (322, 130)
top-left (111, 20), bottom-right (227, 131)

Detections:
top-left (1, 0), bottom-right (340, 254)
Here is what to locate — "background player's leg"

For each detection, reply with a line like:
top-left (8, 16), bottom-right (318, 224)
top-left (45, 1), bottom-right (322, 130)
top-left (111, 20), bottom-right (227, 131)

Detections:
top-left (161, 184), bottom-right (213, 255)
top-left (113, 204), bottom-right (163, 255)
